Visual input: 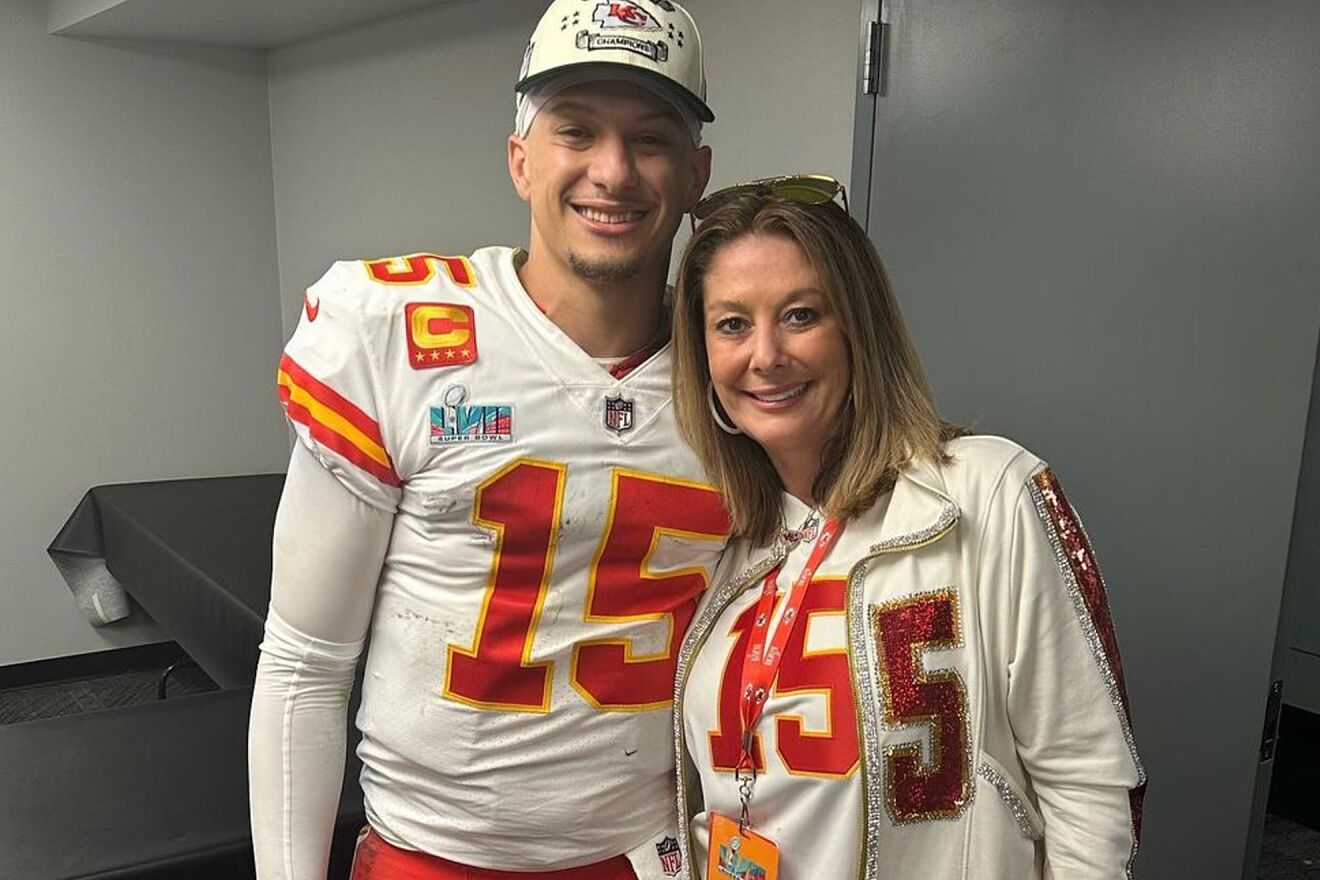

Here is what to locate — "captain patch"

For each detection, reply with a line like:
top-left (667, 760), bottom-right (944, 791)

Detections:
top-left (406, 302), bottom-right (477, 369)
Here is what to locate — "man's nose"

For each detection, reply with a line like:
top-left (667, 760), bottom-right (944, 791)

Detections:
top-left (588, 136), bottom-right (638, 192)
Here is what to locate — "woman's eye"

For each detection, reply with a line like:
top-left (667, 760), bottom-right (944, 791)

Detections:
top-left (784, 307), bottom-right (819, 327)
top-left (713, 316), bottom-right (747, 334)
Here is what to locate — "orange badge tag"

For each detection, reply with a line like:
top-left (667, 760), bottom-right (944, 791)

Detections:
top-left (708, 812), bottom-right (779, 880)
top-left (405, 302), bottom-right (477, 369)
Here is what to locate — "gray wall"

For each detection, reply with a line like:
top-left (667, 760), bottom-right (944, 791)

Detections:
top-left (0, 0), bottom-right (289, 665)
top-left (1, 0), bottom-right (859, 666)
top-left (266, 0), bottom-right (860, 333)
top-left (858, 0), bottom-right (1320, 874)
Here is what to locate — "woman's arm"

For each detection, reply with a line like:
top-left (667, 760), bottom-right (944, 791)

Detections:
top-left (1002, 468), bottom-right (1145, 877)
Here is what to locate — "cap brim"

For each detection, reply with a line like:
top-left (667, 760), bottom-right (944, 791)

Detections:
top-left (516, 61), bottom-right (714, 123)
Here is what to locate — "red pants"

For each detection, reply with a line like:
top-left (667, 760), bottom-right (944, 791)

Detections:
top-left (349, 828), bottom-right (638, 880)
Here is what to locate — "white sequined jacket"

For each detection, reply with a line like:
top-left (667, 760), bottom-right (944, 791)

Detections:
top-left (674, 436), bottom-right (1145, 879)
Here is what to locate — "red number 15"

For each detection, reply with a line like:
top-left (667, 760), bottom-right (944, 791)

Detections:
top-left (444, 460), bottom-right (730, 712)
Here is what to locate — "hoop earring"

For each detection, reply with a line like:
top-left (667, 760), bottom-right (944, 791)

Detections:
top-left (707, 383), bottom-right (742, 435)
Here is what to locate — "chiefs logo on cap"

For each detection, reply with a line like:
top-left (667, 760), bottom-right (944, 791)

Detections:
top-left (406, 302), bottom-right (477, 369)
top-left (595, 2), bottom-right (661, 30)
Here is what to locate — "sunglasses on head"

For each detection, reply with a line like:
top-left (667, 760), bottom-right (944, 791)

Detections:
top-left (691, 174), bottom-right (849, 230)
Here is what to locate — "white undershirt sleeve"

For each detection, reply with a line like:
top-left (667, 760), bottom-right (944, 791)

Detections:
top-left (249, 443), bottom-right (394, 880)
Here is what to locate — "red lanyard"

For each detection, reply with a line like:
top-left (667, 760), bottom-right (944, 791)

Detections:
top-left (736, 517), bottom-right (844, 771)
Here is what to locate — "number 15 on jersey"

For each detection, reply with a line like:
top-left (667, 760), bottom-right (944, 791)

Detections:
top-left (444, 460), bottom-right (731, 713)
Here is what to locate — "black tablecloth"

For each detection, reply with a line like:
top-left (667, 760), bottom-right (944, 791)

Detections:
top-left (0, 687), bottom-right (364, 880)
top-left (48, 475), bottom-right (285, 688)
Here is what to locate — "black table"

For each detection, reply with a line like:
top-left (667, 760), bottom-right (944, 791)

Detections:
top-left (0, 687), bottom-right (365, 880)
top-left (49, 474), bottom-right (286, 688)
top-left (33, 474), bottom-right (368, 879)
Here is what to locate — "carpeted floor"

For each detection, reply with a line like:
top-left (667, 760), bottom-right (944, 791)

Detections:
top-left (1260, 814), bottom-right (1320, 878)
top-left (0, 667), bottom-right (1317, 877)
top-left (0, 662), bottom-right (216, 725)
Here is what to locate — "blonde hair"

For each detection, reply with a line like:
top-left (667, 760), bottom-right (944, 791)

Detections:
top-left (672, 192), bottom-right (955, 543)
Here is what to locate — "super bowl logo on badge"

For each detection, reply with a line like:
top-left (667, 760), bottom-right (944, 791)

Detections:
top-left (717, 844), bottom-right (769, 880)
top-left (603, 395), bottom-right (634, 433)
top-left (430, 384), bottom-right (512, 445)
top-left (593, 2), bottom-right (661, 30)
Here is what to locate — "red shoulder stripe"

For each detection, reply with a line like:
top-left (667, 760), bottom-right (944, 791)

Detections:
top-left (278, 354), bottom-right (387, 448)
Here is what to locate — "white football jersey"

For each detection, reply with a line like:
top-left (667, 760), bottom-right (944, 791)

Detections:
top-left (682, 495), bottom-right (869, 880)
top-left (277, 247), bottom-right (730, 870)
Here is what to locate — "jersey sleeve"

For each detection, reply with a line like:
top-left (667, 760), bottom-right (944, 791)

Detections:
top-left (276, 262), bottom-right (403, 513)
top-left (1003, 465), bottom-right (1146, 878)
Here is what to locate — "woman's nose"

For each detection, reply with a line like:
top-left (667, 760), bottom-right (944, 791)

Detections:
top-left (748, 325), bottom-right (785, 372)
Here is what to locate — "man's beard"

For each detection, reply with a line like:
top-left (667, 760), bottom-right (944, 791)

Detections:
top-left (568, 251), bottom-right (643, 283)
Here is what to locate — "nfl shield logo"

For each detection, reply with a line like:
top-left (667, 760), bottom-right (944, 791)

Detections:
top-left (604, 395), bottom-right (634, 433)
top-left (655, 836), bottom-right (682, 876)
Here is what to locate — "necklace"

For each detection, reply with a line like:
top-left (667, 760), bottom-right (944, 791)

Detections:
top-left (776, 505), bottom-right (822, 553)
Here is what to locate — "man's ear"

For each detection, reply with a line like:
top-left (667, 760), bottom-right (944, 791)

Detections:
top-left (686, 144), bottom-right (713, 210)
top-left (508, 133), bottom-right (532, 202)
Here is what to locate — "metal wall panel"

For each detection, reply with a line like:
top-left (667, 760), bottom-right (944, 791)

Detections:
top-left (859, 1), bottom-right (1320, 875)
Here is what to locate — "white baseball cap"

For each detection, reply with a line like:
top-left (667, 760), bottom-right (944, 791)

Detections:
top-left (516, 0), bottom-right (713, 124)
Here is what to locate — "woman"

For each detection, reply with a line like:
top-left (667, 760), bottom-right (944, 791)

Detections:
top-left (669, 176), bottom-right (1145, 879)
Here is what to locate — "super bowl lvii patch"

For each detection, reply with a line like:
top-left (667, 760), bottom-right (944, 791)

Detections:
top-left (430, 384), bottom-right (512, 444)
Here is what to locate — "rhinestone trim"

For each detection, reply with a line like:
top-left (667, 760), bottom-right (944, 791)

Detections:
top-left (977, 762), bottom-right (1042, 841)
top-left (847, 558), bottom-right (883, 880)
top-left (866, 501), bottom-right (960, 557)
top-left (1028, 469), bottom-right (1146, 879)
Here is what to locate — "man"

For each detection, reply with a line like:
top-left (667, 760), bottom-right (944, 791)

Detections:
top-left (248, 2), bottom-right (728, 878)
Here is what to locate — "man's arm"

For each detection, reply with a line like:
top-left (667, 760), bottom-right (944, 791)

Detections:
top-left (248, 443), bottom-right (393, 880)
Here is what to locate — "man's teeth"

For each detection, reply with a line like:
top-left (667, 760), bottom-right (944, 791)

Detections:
top-left (751, 384), bottom-right (808, 402)
top-left (578, 207), bottom-right (644, 224)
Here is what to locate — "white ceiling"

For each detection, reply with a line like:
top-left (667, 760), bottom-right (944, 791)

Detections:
top-left (48, 0), bottom-right (456, 50)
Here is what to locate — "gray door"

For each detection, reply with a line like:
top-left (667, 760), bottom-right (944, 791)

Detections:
top-left (853, 0), bottom-right (1320, 876)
